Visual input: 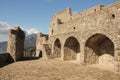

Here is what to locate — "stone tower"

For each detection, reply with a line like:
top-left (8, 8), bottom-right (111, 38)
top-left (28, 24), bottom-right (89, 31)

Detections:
top-left (36, 33), bottom-right (48, 58)
top-left (7, 27), bottom-right (25, 61)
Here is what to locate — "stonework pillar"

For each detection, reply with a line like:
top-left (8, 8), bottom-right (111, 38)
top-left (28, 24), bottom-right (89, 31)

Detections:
top-left (51, 43), bottom-right (54, 56)
top-left (79, 42), bottom-right (85, 64)
top-left (114, 57), bottom-right (120, 73)
top-left (36, 33), bottom-right (42, 57)
top-left (61, 44), bottom-right (64, 61)
top-left (7, 27), bottom-right (25, 61)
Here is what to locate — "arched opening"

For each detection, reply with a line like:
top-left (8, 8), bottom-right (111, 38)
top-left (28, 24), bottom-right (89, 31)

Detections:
top-left (84, 34), bottom-right (114, 65)
top-left (39, 50), bottom-right (42, 57)
top-left (64, 37), bottom-right (80, 61)
top-left (53, 39), bottom-right (61, 58)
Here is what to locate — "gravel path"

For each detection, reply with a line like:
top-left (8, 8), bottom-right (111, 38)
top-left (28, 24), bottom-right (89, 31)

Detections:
top-left (0, 58), bottom-right (120, 80)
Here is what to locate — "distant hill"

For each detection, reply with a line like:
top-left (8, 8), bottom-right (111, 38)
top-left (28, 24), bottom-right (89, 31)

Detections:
top-left (24, 34), bottom-right (37, 48)
top-left (0, 41), bottom-right (7, 52)
top-left (24, 34), bottom-right (37, 55)
top-left (0, 34), bottom-right (37, 53)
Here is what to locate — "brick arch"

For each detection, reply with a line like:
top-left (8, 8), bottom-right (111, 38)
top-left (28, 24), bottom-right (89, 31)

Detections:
top-left (64, 36), bottom-right (80, 61)
top-left (53, 38), bottom-right (61, 58)
top-left (84, 33), bottom-right (114, 65)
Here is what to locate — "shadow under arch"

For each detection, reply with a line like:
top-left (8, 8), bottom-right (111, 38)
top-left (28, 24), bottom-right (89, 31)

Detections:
top-left (84, 33), bottom-right (114, 65)
top-left (53, 38), bottom-right (61, 58)
top-left (64, 36), bottom-right (80, 61)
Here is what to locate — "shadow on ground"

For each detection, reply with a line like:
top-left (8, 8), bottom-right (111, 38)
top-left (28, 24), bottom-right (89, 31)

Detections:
top-left (0, 53), bottom-right (14, 68)
top-left (0, 53), bottom-right (42, 68)
top-left (22, 56), bottom-right (42, 61)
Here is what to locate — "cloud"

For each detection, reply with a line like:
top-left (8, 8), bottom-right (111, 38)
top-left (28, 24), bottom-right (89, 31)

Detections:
top-left (0, 21), bottom-right (12, 42)
top-left (0, 21), bottom-right (39, 35)
top-left (0, 22), bottom-right (11, 34)
top-left (0, 21), bottom-right (39, 42)
top-left (25, 28), bottom-right (39, 35)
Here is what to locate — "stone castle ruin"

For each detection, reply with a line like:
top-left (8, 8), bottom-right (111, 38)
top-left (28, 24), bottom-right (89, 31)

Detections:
top-left (7, 27), bottom-right (25, 61)
top-left (2, 2), bottom-right (120, 73)
top-left (36, 2), bottom-right (120, 72)
top-left (0, 27), bottom-right (25, 67)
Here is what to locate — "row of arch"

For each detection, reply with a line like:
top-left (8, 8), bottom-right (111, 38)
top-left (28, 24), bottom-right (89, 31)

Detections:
top-left (53, 33), bottom-right (114, 65)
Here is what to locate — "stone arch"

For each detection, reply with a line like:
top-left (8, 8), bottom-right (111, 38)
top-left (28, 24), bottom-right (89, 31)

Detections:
top-left (84, 33), bottom-right (114, 65)
top-left (53, 38), bottom-right (61, 58)
top-left (64, 36), bottom-right (80, 61)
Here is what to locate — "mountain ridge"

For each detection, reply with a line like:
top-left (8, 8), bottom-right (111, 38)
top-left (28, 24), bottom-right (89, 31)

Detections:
top-left (0, 34), bottom-right (37, 53)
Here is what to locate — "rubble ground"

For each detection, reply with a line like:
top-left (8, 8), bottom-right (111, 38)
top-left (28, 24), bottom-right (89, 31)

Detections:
top-left (0, 58), bottom-right (120, 80)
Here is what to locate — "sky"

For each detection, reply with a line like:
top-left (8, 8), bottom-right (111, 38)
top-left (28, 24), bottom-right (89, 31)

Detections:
top-left (0, 0), bottom-right (118, 42)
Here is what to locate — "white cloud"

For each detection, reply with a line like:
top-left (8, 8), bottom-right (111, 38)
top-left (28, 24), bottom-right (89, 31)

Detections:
top-left (0, 21), bottom-right (39, 42)
top-left (0, 21), bottom-right (39, 35)
top-left (0, 22), bottom-right (11, 34)
top-left (0, 21), bottom-right (12, 42)
top-left (25, 28), bottom-right (39, 35)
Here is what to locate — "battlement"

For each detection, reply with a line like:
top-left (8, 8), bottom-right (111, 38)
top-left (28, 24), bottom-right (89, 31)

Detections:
top-left (50, 5), bottom-right (104, 26)
top-left (49, 1), bottom-right (120, 36)
top-left (50, 1), bottom-right (120, 26)
top-left (72, 5), bottom-right (104, 20)
top-left (50, 8), bottom-right (72, 26)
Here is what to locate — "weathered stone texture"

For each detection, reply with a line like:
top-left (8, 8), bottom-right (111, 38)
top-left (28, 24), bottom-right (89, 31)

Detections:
top-left (43, 44), bottom-right (52, 59)
top-left (35, 33), bottom-right (48, 57)
top-left (36, 2), bottom-right (120, 72)
top-left (64, 37), bottom-right (80, 61)
top-left (7, 27), bottom-right (25, 61)
top-left (53, 39), bottom-right (61, 58)
top-left (114, 56), bottom-right (120, 73)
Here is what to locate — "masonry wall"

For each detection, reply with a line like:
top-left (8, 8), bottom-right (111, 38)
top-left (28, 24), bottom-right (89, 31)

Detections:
top-left (0, 53), bottom-right (14, 67)
top-left (7, 27), bottom-right (25, 61)
top-left (49, 8), bottom-right (72, 36)
top-left (72, 5), bottom-right (104, 20)
top-left (44, 2), bottom-right (120, 65)
top-left (50, 3), bottom-right (119, 37)
top-left (36, 33), bottom-right (48, 57)
top-left (49, 2), bottom-right (120, 51)
top-left (35, 1), bottom-right (120, 73)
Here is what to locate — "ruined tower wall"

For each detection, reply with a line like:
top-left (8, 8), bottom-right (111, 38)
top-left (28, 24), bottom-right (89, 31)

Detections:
top-left (46, 2), bottom-right (120, 63)
top-left (52, 8), bottom-right (72, 23)
top-left (36, 33), bottom-right (48, 57)
top-left (49, 2), bottom-right (120, 40)
top-left (49, 5), bottom-right (104, 36)
top-left (36, 1), bottom-right (120, 73)
top-left (49, 2), bottom-right (120, 51)
top-left (49, 8), bottom-right (72, 36)
top-left (7, 27), bottom-right (25, 61)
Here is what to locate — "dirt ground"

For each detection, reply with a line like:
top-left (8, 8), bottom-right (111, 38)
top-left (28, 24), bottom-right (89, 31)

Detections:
top-left (0, 58), bottom-right (120, 80)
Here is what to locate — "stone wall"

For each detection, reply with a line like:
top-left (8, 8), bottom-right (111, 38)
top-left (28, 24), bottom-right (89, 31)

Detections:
top-left (43, 44), bottom-right (52, 59)
top-left (49, 2), bottom-right (120, 42)
top-left (36, 1), bottom-right (120, 72)
top-left (53, 39), bottom-right (61, 58)
top-left (35, 33), bottom-right (48, 57)
top-left (0, 53), bottom-right (14, 67)
top-left (72, 5), bottom-right (104, 20)
top-left (49, 8), bottom-right (72, 36)
top-left (45, 2), bottom-right (120, 64)
top-left (7, 27), bottom-right (25, 61)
